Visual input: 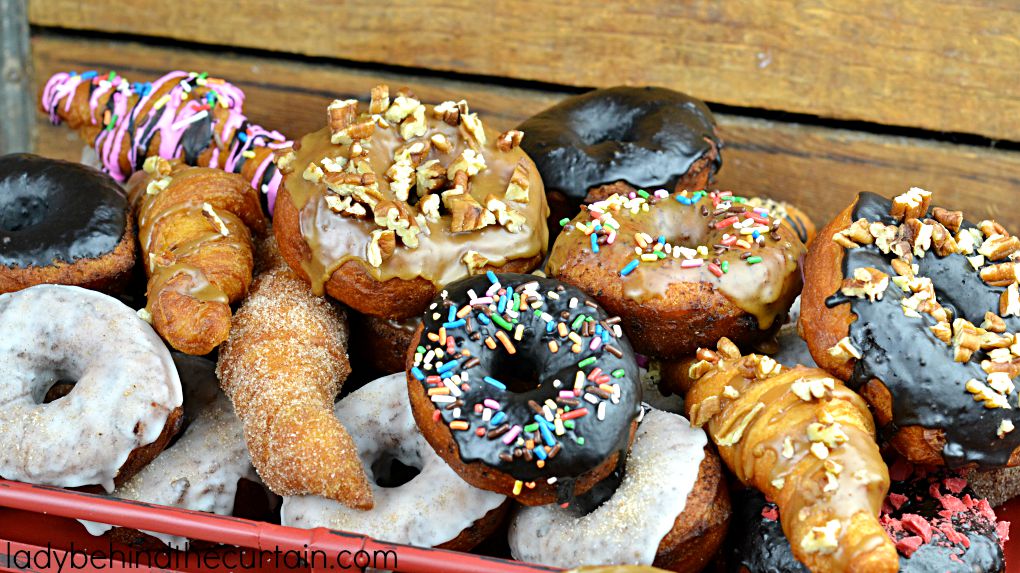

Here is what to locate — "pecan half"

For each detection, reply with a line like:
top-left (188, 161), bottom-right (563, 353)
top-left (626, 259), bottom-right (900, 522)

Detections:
top-left (369, 85), bottom-right (390, 115)
top-left (890, 187), bottom-right (932, 222)
top-left (932, 207), bottom-right (963, 233)
top-left (366, 229), bottom-right (396, 267)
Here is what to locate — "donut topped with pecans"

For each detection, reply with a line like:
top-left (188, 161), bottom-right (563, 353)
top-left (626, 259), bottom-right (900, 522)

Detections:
top-left (273, 86), bottom-right (549, 319)
top-left (801, 188), bottom-right (1020, 469)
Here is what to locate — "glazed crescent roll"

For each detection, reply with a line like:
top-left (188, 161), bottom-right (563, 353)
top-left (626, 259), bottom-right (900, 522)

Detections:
top-left (130, 157), bottom-right (266, 355)
top-left (685, 338), bottom-right (897, 573)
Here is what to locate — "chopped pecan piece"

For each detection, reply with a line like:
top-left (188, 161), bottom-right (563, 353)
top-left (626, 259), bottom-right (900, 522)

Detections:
top-left (462, 250), bottom-right (490, 273)
top-left (433, 100), bottom-right (462, 126)
top-left (827, 337), bottom-right (862, 363)
top-left (840, 267), bottom-right (889, 302)
top-left (366, 229), bottom-right (396, 267)
top-left (952, 319), bottom-right (982, 362)
top-left (890, 187), bottom-right (932, 221)
top-left (504, 159), bottom-right (531, 204)
top-left (981, 262), bottom-right (1018, 287)
top-left (327, 99), bottom-right (358, 137)
top-left (978, 234), bottom-right (1020, 261)
top-left (447, 149), bottom-right (487, 179)
top-left (979, 220), bottom-right (1009, 239)
top-left (274, 148), bottom-right (297, 174)
top-left (399, 104), bottom-right (428, 140)
top-left (416, 160), bottom-right (447, 196)
top-left (1001, 283), bottom-right (1020, 317)
top-left (932, 207), bottom-right (963, 233)
top-left (926, 220), bottom-right (958, 257)
top-left (497, 129), bottom-right (524, 152)
top-left (430, 133), bottom-right (453, 153)
top-left (369, 85), bottom-right (390, 115)
top-left (449, 194), bottom-right (495, 233)
top-left (460, 112), bottom-right (487, 147)
top-left (982, 311), bottom-right (1007, 333)
top-left (383, 93), bottom-right (421, 124)
top-left (930, 322), bottom-right (952, 344)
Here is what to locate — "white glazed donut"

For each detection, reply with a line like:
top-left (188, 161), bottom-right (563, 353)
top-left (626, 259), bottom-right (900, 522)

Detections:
top-left (80, 355), bottom-right (260, 549)
top-left (0, 285), bottom-right (183, 491)
top-left (282, 373), bottom-right (508, 549)
top-left (509, 409), bottom-right (707, 567)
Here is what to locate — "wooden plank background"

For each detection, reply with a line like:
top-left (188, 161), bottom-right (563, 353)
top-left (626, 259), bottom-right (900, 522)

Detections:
top-left (31, 35), bottom-right (1020, 229)
top-left (29, 0), bottom-right (1020, 141)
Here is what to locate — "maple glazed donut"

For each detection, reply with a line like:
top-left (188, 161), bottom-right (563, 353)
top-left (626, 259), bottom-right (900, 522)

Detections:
top-left (547, 189), bottom-right (805, 359)
top-left (0, 285), bottom-right (183, 491)
top-left (801, 188), bottom-right (1020, 468)
top-left (510, 408), bottom-right (730, 573)
top-left (282, 373), bottom-right (509, 551)
top-left (406, 273), bottom-right (642, 507)
top-left (517, 86), bottom-right (722, 237)
top-left (0, 154), bottom-right (135, 294)
top-left (273, 86), bottom-right (549, 319)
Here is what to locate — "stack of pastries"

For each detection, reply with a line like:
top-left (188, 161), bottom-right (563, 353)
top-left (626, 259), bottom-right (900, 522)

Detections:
top-left (0, 67), bottom-right (1010, 572)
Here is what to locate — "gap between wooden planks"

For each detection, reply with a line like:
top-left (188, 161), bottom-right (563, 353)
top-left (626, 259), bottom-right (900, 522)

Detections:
top-left (27, 0), bottom-right (1020, 141)
top-left (31, 35), bottom-right (1020, 230)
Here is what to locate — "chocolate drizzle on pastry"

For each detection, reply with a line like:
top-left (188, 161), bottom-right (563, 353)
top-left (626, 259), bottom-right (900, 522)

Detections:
top-left (0, 154), bottom-right (127, 268)
top-left (827, 191), bottom-right (1020, 468)
top-left (411, 273), bottom-right (642, 493)
top-left (517, 86), bottom-right (721, 225)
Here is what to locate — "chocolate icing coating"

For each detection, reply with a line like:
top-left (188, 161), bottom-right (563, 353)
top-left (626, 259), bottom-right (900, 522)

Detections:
top-left (517, 86), bottom-right (721, 206)
top-left (412, 273), bottom-right (642, 489)
top-left (0, 154), bottom-right (126, 268)
top-left (827, 192), bottom-right (1020, 468)
top-left (728, 476), bottom-right (1005, 573)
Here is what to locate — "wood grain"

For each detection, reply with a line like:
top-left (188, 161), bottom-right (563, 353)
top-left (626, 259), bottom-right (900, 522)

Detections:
top-left (28, 0), bottom-right (1020, 141)
top-left (31, 35), bottom-right (1020, 229)
top-left (1, 0), bottom-right (34, 153)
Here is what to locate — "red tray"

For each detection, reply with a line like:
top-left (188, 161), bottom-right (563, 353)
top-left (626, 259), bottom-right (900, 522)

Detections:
top-left (1, 477), bottom-right (1017, 572)
top-left (0, 480), bottom-right (557, 572)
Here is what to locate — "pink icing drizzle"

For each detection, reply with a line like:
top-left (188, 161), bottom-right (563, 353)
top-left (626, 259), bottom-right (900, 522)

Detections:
top-left (41, 70), bottom-right (291, 214)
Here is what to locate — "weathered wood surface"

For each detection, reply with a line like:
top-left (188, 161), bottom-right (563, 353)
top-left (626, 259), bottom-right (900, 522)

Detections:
top-left (32, 35), bottom-right (1020, 229)
top-left (28, 0), bottom-right (1020, 141)
top-left (1, 0), bottom-right (34, 153)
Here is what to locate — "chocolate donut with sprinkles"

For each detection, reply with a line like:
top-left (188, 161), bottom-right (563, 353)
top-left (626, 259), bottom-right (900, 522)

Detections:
top-left (406, 272), bottom-right (642, 506)
top-left (547, 189), bottom-right (805, 359)
top-left (802, 188), bottom-right (1020, 468)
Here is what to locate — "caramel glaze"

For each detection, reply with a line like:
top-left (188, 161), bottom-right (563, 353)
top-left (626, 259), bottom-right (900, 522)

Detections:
top-left (686, 346), bottom-right (896, 573)
top-left (547, 193), bottom-right (803, 358)
top-left (279, 113), bottom-right (549, 316)
top-left (131, 165), bottom-right (265, 313)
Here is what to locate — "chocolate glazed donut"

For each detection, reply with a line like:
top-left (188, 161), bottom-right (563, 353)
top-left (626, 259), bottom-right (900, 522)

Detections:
top-left (517, 86), bottom-right (722, 238)
top-left (406, 273), bottom-right (642, 506)
top-left (802, 191), bottom-right (1020, 468)
top-left (0, 154), bottom-right (135, 294)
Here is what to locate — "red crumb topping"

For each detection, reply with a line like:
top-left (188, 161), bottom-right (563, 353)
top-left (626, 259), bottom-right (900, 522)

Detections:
top-left (761, 506), bottom-right (779, 521)
top-left (895, 535), bottom-right (923, 557)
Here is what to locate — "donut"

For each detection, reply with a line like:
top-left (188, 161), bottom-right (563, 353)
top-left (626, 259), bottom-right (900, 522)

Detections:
top-left (727, 470), bottom-right (1009, 573)
top-left (801, 188), bottom-right (1020, 468)
top-left (509, 408), bottom-right (730, 572)
top-left (41, 70), bottom-right (291, 212)
top-left (282, 373), bottom-right (509, 551)
top-left (0, 285), bottom-right (183, 491)
top-left (517, 86), bottom-right (722, 238)
top-left (349, 313), bottom-right (420, 374)
top-left (0, 154), bottom-right (135, 294)
top-left (745, 196), bottom-right (817, 245)
top-left (79, 354), bottom-right (261, 549)
top-left (406, 272), bottom-right (642, 506)
top-left (546, 189), bottom-right (805, 359)
top-left (273, 85), bottom-right (549, 319)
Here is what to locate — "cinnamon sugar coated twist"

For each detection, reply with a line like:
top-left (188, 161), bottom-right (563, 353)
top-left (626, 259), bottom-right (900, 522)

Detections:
top-left (216, 236), bottom-right (373, 509)
top-left (41, 70), bottom-right (291, 211)
top-left (130, 158), bottom-right (266, 355)
top-left (685, 338), bottom-right (897, 573)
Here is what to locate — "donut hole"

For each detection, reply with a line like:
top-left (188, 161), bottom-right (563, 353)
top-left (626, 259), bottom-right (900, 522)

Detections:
top-left (0, 195), bottom-right (48, 232)
top-left (491, 356), bottom-right (543, 394)
top-left (370, 453), bottom-right (422, 488)
top-left (571, 104), bottom-right (640, 146)
top-left (41, 380), bottom-right (77, 403)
